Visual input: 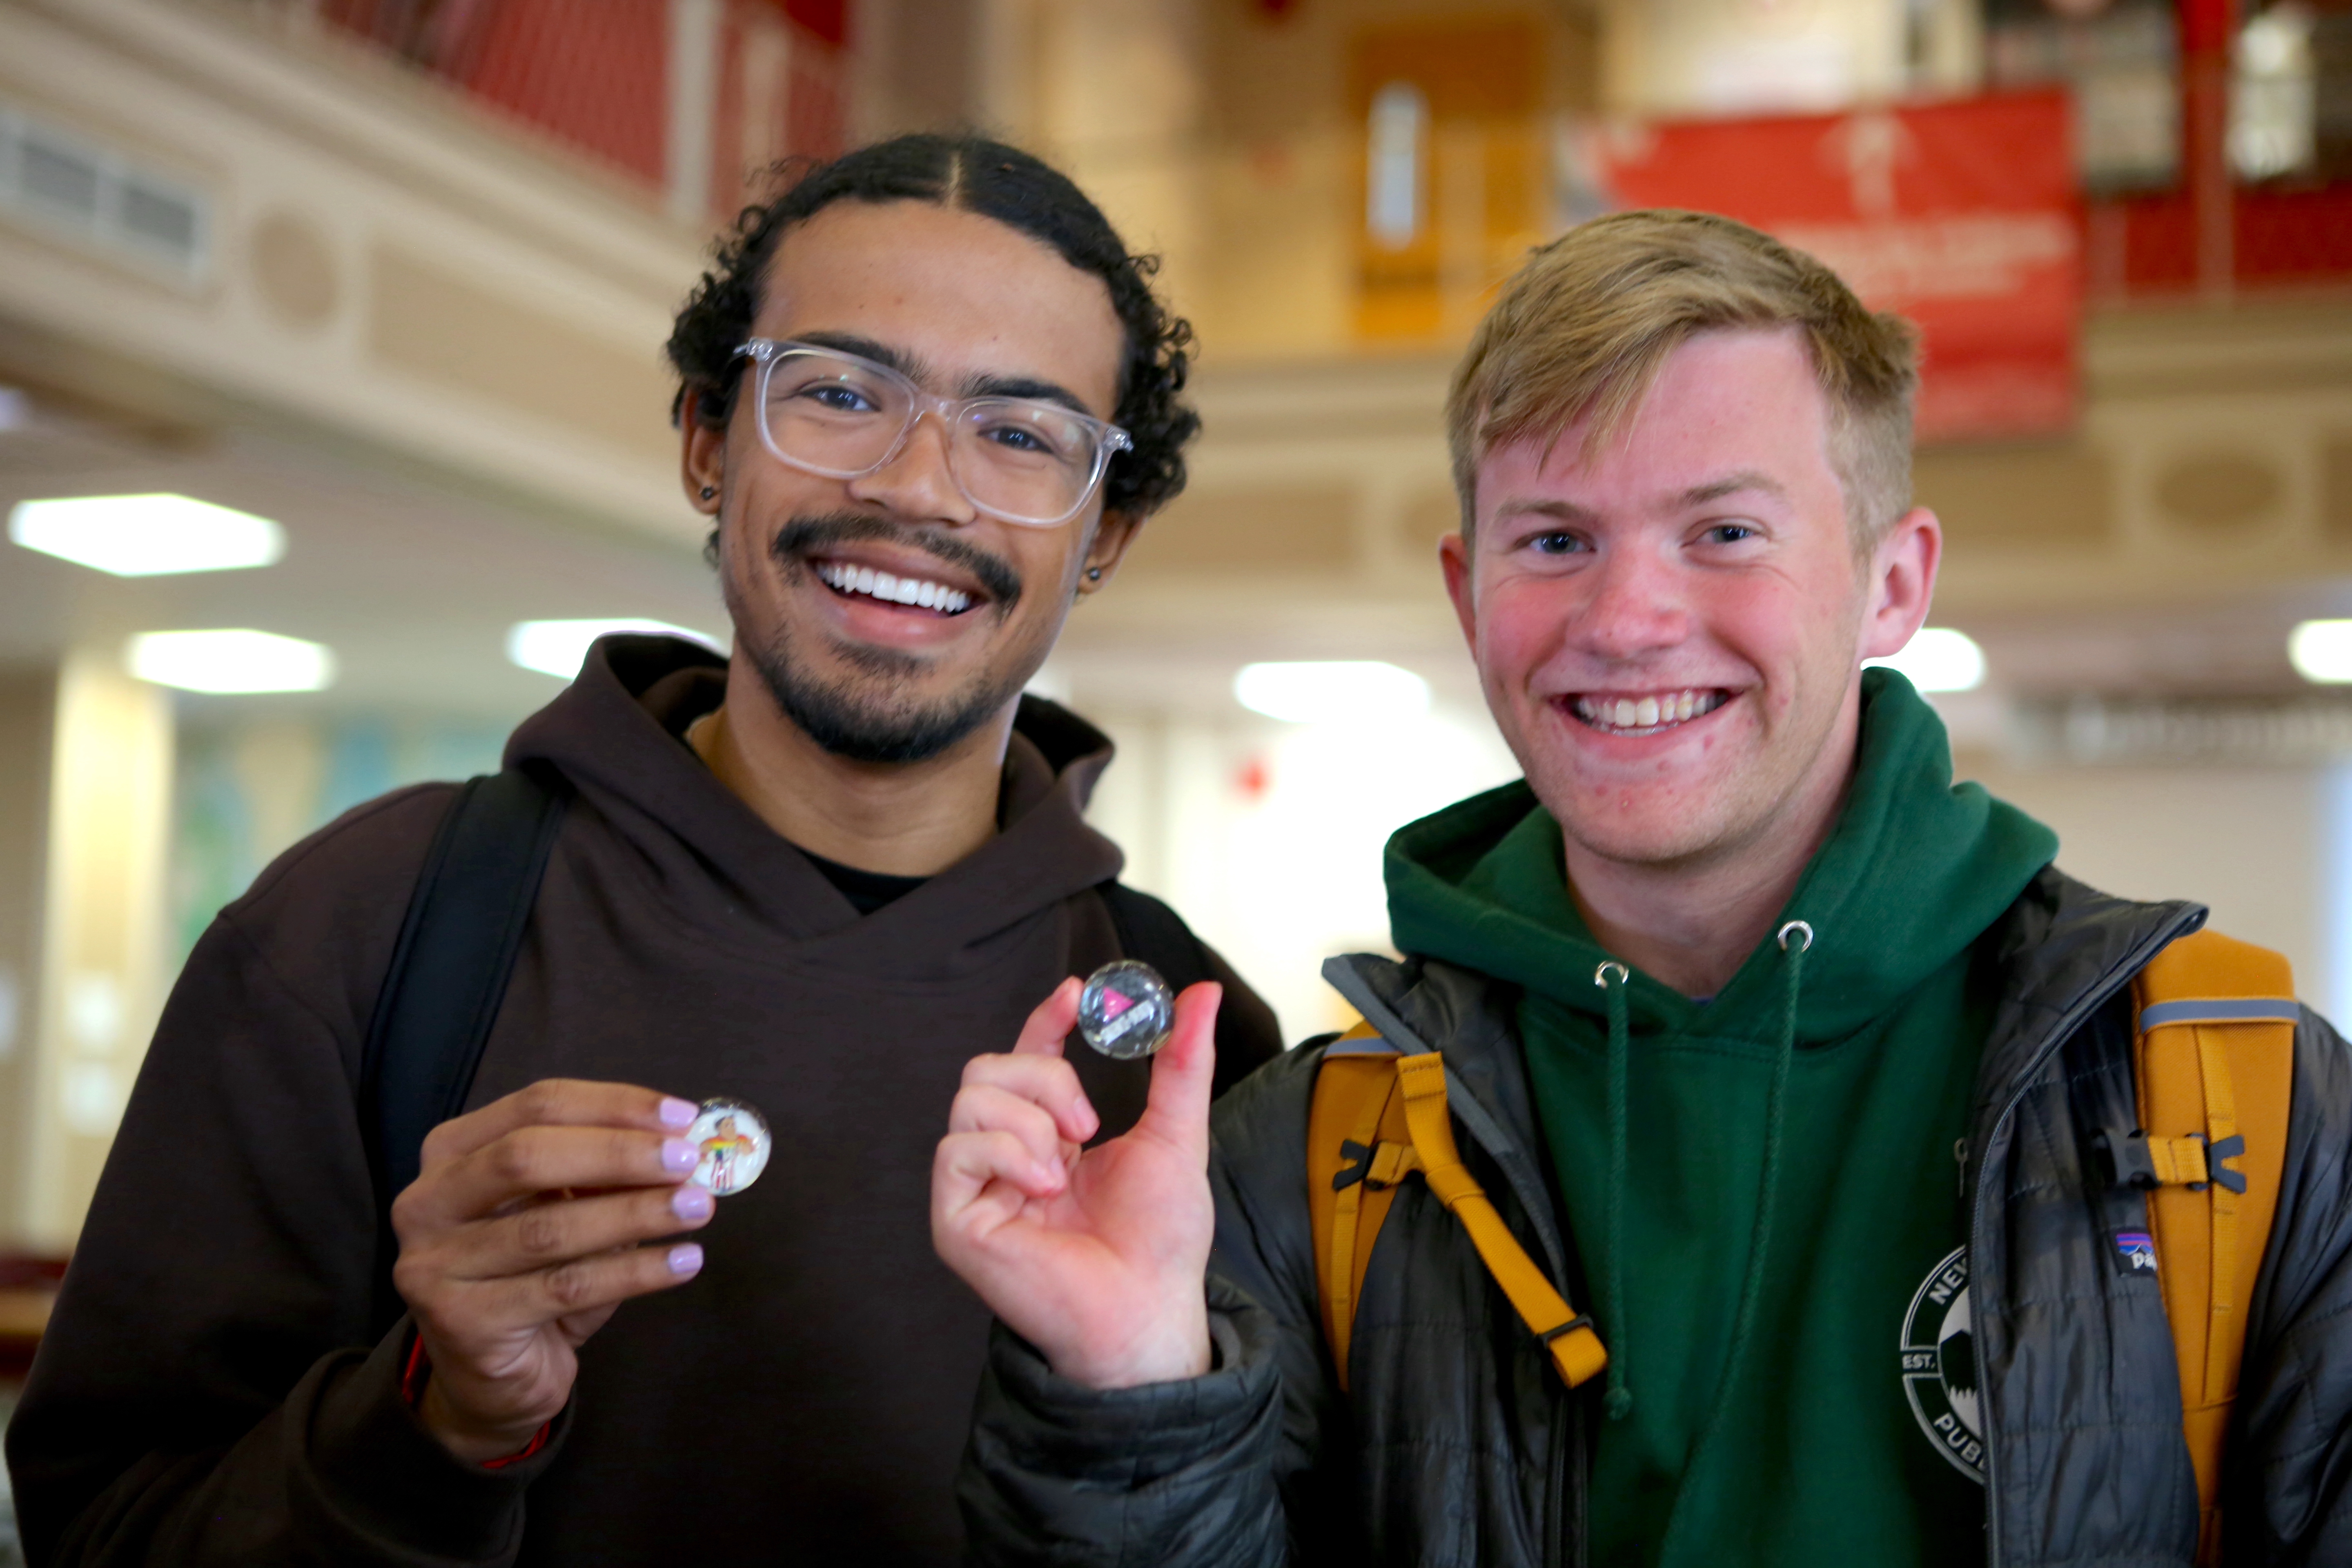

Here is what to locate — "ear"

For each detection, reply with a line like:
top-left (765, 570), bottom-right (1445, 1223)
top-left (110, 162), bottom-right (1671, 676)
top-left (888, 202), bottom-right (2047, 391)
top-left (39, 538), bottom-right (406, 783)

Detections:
top-left (1858, 506), bottom-right (1942, 662)
top-left (682, 390), bottom-right (726, 516)
top-left (1439, 528), bottom-right (1479, 652)
top-left (1076, 508), bottom-right (1147, 594)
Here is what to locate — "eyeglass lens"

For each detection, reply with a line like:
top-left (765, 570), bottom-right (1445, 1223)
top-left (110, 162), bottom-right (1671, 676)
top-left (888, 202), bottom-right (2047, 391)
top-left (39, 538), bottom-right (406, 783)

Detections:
top-left (759, 349), bottom-right (1108, 524)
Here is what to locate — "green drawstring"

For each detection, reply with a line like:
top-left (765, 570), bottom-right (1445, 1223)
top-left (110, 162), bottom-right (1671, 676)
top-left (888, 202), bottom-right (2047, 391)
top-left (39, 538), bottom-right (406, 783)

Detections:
top-left (1595, 960), bottom-right (1633, 1421)
top-left (1593, 922), bottom-right (1813, 1430)
top-left (1713, 920), bottom-right (1811, 1410)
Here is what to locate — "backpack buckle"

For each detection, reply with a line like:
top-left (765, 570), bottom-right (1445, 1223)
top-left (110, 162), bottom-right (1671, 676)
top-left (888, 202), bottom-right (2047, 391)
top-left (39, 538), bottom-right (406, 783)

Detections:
top-left (2194, 1133), bottom-right (2248, 1195)
top-left (1333, 1139), bottom-right (1374, 1193)
top-left (2094, 1128), bottom-right (2162, 1190)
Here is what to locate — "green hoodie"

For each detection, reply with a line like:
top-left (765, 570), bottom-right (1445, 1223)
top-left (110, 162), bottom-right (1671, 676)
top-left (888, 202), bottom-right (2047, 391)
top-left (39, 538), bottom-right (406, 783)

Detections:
top-left (1386, 671), bottom-right (2058, 1567)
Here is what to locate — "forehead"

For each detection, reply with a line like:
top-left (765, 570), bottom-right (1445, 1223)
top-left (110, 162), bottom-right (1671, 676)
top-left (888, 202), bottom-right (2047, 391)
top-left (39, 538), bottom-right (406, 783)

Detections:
top-left (754, 200), bottom-right (1125, 416)
top-left (1476, 327), bottom-right (1834, 510)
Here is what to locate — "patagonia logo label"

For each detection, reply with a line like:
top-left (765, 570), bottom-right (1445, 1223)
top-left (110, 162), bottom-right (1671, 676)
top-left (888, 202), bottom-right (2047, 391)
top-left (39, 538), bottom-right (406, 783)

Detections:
top-left (2113, 1230), bottom-right (2158, 1273)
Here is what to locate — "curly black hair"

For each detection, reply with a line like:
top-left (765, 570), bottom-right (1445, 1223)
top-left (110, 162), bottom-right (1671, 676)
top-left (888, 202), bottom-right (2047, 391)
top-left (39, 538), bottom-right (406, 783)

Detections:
top-left (666, 133), bottom-right (1198, 529)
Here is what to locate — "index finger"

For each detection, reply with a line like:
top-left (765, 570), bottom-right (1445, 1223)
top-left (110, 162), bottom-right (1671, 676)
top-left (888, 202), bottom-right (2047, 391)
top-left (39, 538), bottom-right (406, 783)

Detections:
top-left (421, 1079), bottom-right (698, 1170)
top-left (1011, 977), bottom-right (1084, 1058)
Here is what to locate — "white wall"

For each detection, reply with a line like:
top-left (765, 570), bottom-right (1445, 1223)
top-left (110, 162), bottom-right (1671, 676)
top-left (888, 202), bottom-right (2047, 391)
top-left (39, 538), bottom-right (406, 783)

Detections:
top-left (1962, 758), bottom-right (2347, 1025)
top-left (1088, 698), bottom-right (1521, 1043)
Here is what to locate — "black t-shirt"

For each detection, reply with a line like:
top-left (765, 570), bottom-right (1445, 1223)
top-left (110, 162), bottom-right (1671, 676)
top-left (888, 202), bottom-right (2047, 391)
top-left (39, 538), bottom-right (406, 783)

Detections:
top-left (802, 847), bottom-right (929, 914)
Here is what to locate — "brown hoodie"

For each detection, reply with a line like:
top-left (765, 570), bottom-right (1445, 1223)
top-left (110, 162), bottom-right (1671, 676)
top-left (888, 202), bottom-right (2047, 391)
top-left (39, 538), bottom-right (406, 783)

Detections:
top-left (7, 635), bottom-right (1283, 1568)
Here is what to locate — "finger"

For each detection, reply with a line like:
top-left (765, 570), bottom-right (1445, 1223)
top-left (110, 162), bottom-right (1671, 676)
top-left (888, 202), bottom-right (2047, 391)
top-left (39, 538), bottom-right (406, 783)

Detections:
top-left (1134, 981), bottom-right (1221, 1153)
top-left (1011, 977), bottom-right (1083, 1059)
top-left (441, 1182), bottom-right (718, 1283)
top-left (933, 1128), bottom-right (1065, 1222)
top-left (949, 1084), bottom-right (1078, 1172)
top-left (960, 1050), bottom-right (1098, 1145)
top-left (401, 1124), bottom-right (700, 1234)
top-left (472, 1236), bottom-right (708, 1330)
top-left (421, 1079), bottom-right (697, 1169)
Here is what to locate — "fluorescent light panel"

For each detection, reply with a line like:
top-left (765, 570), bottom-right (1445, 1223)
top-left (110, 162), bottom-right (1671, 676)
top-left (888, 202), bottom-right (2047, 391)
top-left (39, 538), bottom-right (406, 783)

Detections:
top-left (507, 619), bottom-right (713, 679)
top-left (1866, 628), bottom-right (1986, 693)
top-left (2290, 619), bottom-right (2352, 684)
top-left (127, 629), bottom-right (334, 694)
top-left (9, 493), bottom-right (285, 576)
top-left (1235, 661), bottom-right (1430, 723)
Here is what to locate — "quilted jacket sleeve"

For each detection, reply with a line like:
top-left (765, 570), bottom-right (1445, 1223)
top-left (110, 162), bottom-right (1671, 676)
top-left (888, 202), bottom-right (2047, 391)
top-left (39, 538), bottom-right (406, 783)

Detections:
top-left (958, 1046), bottom-right (1352, 1566)
top-left (2226, 1007), bottom-right (2352, 1564)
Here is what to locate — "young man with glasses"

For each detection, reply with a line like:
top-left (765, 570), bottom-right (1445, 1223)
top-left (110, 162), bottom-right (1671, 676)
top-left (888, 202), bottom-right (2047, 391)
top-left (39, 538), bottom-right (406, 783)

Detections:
top-left (7, 136), bottom-right (1281, 1567)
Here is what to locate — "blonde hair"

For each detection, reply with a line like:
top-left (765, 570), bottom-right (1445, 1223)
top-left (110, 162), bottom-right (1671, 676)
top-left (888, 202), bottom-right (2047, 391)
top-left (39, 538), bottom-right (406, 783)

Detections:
top-left (1447, 209), bottom-right (1920, 552)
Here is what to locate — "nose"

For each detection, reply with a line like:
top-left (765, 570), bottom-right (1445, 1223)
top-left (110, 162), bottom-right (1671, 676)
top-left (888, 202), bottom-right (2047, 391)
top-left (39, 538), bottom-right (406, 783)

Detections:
top-left (1572, 539), bottom-right (1690, 662)
top-left (845, 408), bottom-right (978, 526)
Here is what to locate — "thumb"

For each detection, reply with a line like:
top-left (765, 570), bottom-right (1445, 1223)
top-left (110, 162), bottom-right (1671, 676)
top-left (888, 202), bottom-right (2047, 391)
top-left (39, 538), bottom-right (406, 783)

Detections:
top-left (1136, 981), bottom-right (1220, 1152)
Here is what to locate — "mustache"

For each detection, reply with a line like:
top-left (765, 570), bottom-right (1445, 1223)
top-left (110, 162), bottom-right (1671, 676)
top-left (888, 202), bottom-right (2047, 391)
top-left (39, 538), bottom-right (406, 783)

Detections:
top-left (770, 513), bottom-right (1023, 608)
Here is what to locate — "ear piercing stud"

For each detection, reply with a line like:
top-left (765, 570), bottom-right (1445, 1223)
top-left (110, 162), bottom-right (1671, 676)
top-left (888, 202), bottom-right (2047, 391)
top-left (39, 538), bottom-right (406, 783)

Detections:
top-left (700, 486), bottom-right (717, 500)
top-left (1086, 567), bottom-right (1102, 581)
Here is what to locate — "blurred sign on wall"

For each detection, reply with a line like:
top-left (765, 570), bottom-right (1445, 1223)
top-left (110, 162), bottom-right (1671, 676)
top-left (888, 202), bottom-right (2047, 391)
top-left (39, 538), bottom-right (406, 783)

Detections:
top-left (1565, 90), bottom-right (2083, 441)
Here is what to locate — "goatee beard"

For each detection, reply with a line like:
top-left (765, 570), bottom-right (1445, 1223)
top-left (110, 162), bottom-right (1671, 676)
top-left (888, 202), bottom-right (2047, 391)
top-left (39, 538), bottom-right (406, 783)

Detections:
top-left (731, 512), bottom-right (1032, 765)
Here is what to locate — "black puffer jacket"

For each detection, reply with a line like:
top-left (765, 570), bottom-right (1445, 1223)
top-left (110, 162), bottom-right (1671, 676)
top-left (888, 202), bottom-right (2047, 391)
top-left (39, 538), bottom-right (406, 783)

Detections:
top-left (960, 871), bottom-right (2352, 1566)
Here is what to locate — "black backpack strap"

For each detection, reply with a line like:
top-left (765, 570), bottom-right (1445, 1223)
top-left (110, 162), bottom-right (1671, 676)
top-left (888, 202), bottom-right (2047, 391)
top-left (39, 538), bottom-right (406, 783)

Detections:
top-left (1097, 880), bottom-right (1215, 994)
top-left (359, 762), bottom-right (570, 1333)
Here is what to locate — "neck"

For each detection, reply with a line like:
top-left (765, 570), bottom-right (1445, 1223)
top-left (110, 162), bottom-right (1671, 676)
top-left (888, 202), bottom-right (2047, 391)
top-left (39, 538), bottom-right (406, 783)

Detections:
top-left (696, 660), bottom-right (1014, 877)
top-left (1564, 699), bottom-right (1860, 999)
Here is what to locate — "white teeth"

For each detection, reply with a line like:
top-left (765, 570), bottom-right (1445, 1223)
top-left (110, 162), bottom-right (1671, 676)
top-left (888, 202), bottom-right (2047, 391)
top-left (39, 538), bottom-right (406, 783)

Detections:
top-left (1573, 688), bottom-right (1726, 735)
top-left (814, 560), bottom-right (971, 615)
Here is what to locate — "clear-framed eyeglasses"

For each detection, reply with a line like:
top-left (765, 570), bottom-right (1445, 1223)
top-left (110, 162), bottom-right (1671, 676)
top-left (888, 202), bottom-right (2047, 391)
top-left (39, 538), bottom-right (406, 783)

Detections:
top-left (729, 339), bottom-right (1131, 528)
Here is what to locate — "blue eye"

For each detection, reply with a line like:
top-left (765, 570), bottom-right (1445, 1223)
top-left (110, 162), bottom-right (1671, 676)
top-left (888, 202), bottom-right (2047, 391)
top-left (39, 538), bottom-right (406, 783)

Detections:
top-left (1703, 523), bottom-right (1757, 544)
top-left (1531, 532), bottom-right (1584, 555)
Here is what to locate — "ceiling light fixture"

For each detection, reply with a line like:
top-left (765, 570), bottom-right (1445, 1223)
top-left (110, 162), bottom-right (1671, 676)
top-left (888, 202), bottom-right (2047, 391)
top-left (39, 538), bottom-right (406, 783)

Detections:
top-left (2288, 619), bottom-right (2352, 683)
top-left (1866, 627), bottom-right (1987, 693)
top-left (126, 629), bottom-right (335, 694)
top-left (1234, 660), bottom-right (1431, 723)
top-left (9, 493), bottom-right (285, 576)
top-left (506, 619), bottom-right (717, 679)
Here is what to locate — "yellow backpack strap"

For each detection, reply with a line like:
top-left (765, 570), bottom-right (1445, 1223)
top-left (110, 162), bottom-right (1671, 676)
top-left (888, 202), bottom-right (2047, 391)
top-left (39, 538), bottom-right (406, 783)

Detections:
top-left (1392, 1052), bottom-right (1609, 1390)
top-left (2126, 927), bottom-right (2296, 1566)
top-left (1307, 1021), bottom-right (1415, 1391)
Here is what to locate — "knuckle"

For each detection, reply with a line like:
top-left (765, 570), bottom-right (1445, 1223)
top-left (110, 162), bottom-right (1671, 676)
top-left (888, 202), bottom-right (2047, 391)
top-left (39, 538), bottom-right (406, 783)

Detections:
top-left (488, 1134), bottom-right (543, 1188)
top-left (543, 1258), bottom-right (598, 1311)
top-left (517, 1080), bottom-right (567, 1124)
top-left (515, 1208), bottom-right (566, 1259)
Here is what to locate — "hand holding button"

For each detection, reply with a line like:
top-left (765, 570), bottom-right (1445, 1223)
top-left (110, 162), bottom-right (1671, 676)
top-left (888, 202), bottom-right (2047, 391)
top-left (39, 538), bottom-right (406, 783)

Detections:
top-left (931, 974), bottom-right (1223, 1391)
top-left (388, 1079), bottom-right (717, 1464)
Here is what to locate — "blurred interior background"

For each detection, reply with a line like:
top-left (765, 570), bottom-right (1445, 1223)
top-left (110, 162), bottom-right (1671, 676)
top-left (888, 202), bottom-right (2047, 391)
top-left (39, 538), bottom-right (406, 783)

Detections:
top-left (1, 0), bottom-right (2350, 1523)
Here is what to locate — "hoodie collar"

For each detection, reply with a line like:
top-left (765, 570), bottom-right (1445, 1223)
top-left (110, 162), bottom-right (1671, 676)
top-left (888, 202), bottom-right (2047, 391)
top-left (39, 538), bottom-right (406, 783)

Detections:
top-left (502, 634), bottom-right (1125, 950)
top-left (1388, 670), bottom-right (2060, 1046)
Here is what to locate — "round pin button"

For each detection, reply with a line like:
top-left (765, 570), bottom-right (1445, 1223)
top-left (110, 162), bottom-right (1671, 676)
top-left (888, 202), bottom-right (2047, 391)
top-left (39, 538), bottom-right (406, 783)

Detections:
top-left (1076, 960), bottom-right (1176, 1060)
top-left (687, 1098), bottom-right (771, 1196)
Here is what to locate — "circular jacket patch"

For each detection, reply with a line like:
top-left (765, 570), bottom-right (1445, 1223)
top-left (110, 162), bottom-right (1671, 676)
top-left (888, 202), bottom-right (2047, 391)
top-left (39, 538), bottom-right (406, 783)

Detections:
top-left (1900, 1244), bottom-right (1985, 1483)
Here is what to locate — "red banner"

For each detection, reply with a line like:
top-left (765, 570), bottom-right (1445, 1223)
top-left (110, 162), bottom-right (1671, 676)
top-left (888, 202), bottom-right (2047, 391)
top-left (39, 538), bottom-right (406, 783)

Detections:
top-left (1572, 91), bottom-right (2082, 441)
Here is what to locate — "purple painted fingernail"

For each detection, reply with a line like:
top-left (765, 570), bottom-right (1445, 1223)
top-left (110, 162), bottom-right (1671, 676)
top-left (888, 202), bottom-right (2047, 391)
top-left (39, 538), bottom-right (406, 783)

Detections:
top-left (661, 1137), bottom-right (699, 1174)
top-left (671, 1184), bottom-right (714, 1222)
top-left (659, 1096), bottom-right (697, 1129)
top-left (667, 1243), bottom-right (704, 1276)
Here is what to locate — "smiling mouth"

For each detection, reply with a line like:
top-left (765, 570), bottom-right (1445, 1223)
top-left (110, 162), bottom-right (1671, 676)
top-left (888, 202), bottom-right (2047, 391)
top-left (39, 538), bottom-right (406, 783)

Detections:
top-left (1568, 688), bottom-right (1731, 737)
top-left (813, 558), bottom-right (974, 616)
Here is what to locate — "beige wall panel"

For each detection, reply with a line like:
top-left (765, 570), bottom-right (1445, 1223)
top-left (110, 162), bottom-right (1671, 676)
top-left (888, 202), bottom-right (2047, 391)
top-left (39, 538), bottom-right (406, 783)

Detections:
top-left (22, 654), bottom-right (172, 1252)
top-left (369, 246), bottom-right (677, 470)
top-left (1914, 441), bottom-right (2114, 546)
top-left (1123, 484), bottom-right (1357, 577)
top-left (0, 670), bottom-right (55, 1249)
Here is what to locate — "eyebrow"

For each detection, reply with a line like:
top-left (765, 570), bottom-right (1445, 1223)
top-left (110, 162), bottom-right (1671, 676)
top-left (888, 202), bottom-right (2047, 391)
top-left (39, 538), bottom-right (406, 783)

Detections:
top-left (786, 330), bottom-right (1100, 421)
top-left (1491, 497), bottom-right (1601, 527)
top-left (1677, 471), bottom-right (1791, 508)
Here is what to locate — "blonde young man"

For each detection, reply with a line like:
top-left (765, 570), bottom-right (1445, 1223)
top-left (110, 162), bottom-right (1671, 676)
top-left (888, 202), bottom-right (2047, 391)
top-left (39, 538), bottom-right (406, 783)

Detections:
top-left (930, 213), bottom-right (2352, 1565)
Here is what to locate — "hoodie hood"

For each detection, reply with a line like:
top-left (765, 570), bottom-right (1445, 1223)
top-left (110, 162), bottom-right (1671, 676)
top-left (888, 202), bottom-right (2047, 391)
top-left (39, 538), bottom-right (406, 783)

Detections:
top-left (1387, 668), bottom-right (2058, 1043)
top-left (503, 633), bottom-right (1125, 959)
